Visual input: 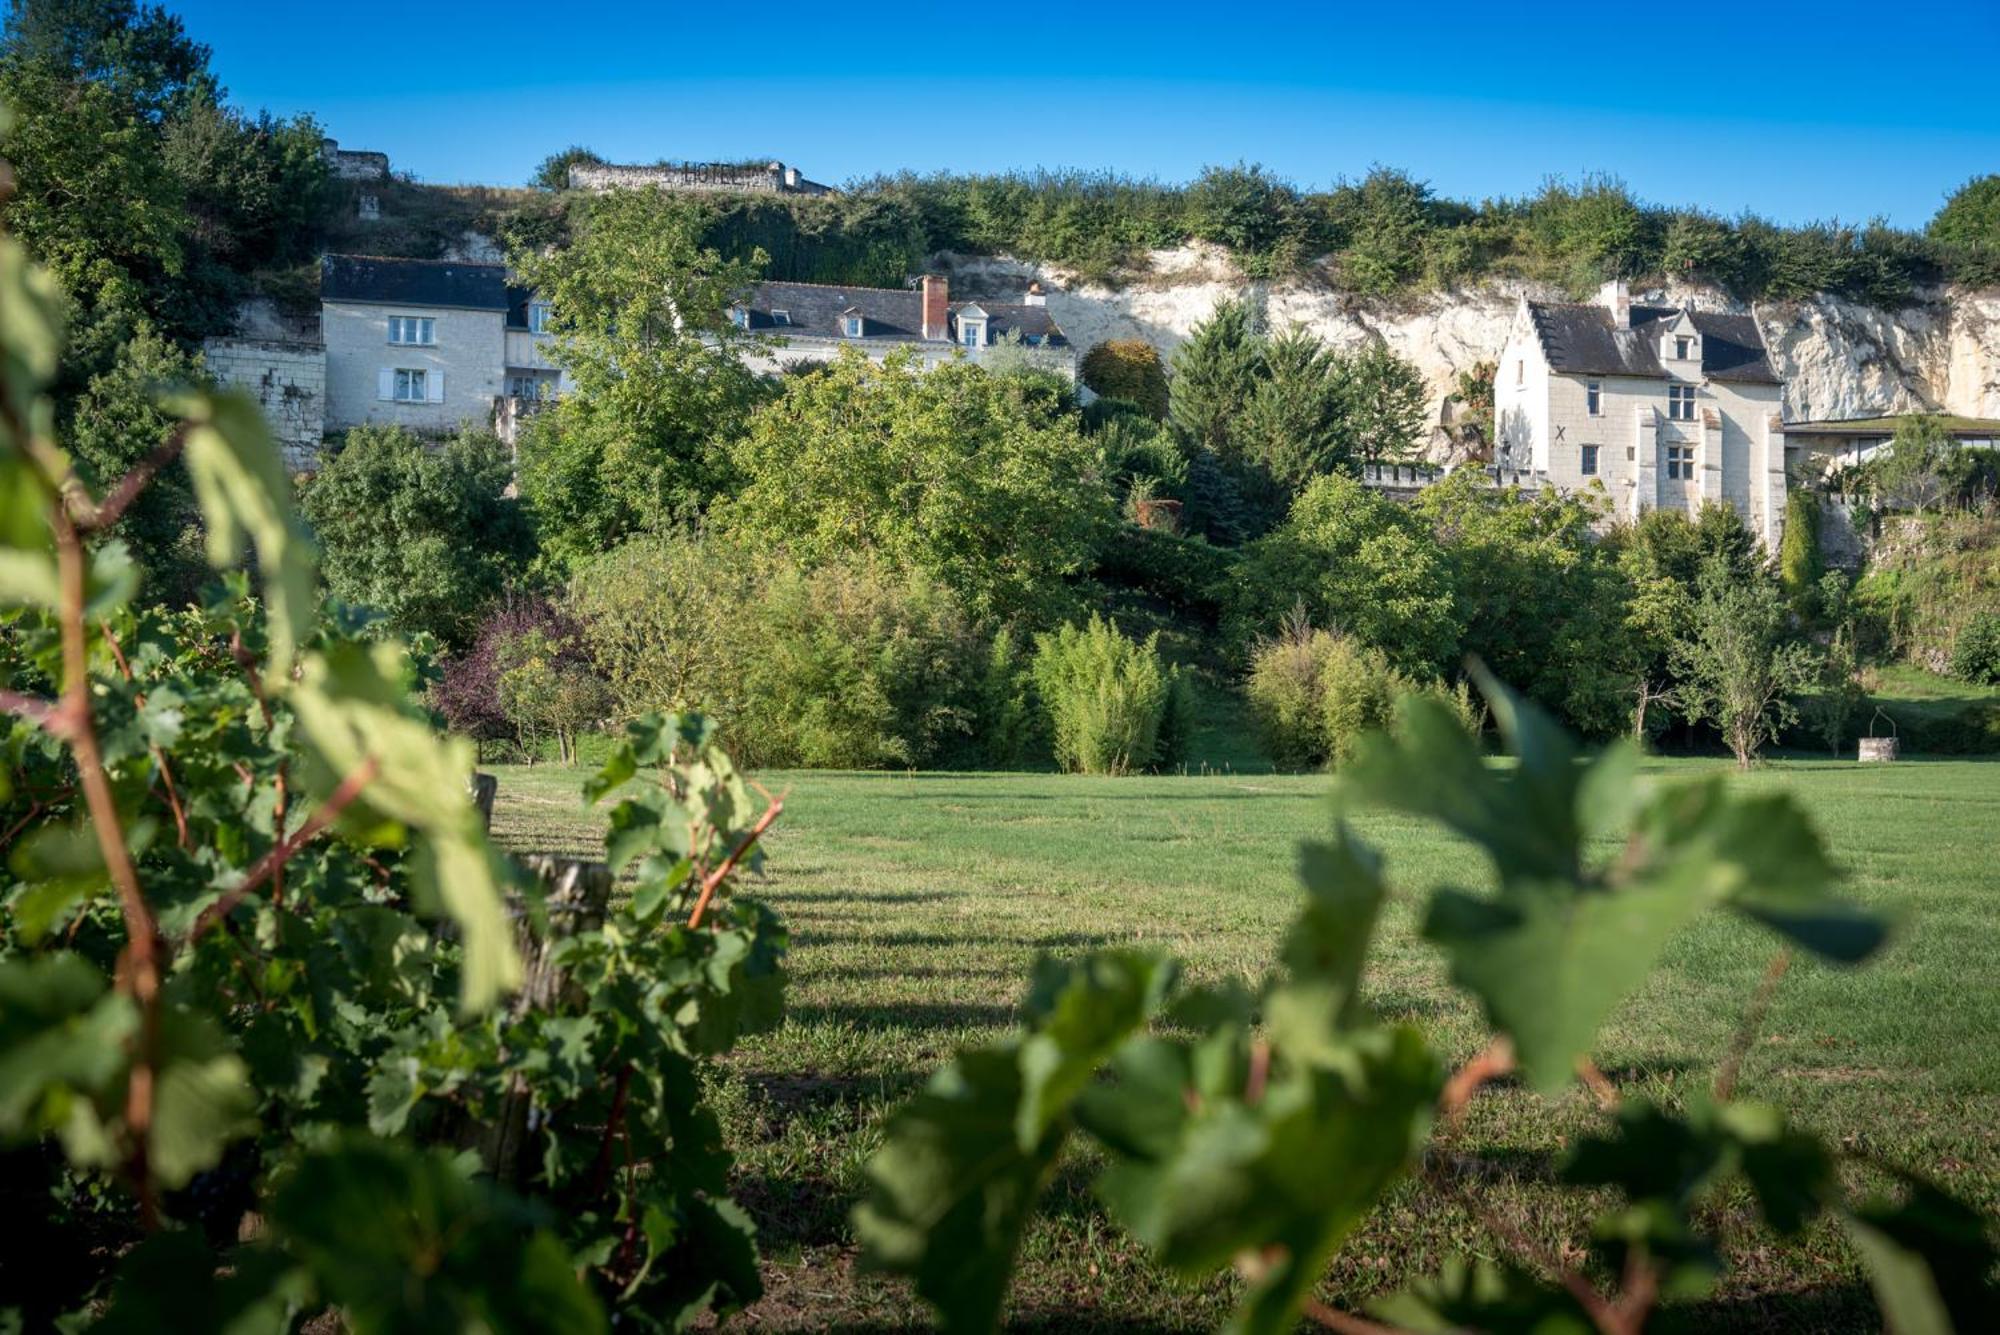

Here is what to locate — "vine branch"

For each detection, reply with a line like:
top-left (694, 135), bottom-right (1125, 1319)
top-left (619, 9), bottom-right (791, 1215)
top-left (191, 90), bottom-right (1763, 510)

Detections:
top-left (187, 755), bottom-right (380, 943)
top-left (684, 790), bottom-right (785, 930)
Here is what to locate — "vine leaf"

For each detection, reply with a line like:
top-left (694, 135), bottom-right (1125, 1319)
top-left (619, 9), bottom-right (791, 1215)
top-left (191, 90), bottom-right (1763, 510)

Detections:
top-left (1372, 1255), bottom-right (1594, 1334)
top-left (174, 390), bottom-right (316, 676)
top-left (1088, 1026), bottom-right (1438, 1335)
top-left (291, 643), bottom-right (520, 1013)
top-left (1841, 1175), bottom-right (1999, 1335)
top-left (1351, 680), bottom-right (1884, 1093)
top-left (855, 950), bottom-right (1172, 1332)
top-left (853, 1044), bottom-right (1063, 1334)
top-left (267, 1135), bottom-right (607, 1335)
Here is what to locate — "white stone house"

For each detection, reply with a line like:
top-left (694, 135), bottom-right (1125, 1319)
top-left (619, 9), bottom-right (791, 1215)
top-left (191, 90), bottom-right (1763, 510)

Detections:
top-left (727, 275), bottom-right (1076, 378)
top-left (1493, 280), bottom-right (1787, 546)
top-left (320, 255), bottom-right (564, 439)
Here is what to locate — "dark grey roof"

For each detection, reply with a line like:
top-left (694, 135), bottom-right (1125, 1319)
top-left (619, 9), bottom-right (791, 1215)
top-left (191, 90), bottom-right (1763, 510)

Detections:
top-left (321, 254), bottom-right (511, 311)
top-left (1525, 301), bottom-right (1780, 385)
top-left (737, 281), bottom-right (1066, 347)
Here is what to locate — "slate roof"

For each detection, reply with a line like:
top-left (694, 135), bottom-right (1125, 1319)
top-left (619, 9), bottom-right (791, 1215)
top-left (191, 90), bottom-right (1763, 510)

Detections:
top-left (322, 254), bottom-right (531, 317)
top-left (736, 281), bottom-right (1067, 347)
top-left (1525, 301), bottom-right (1780, 385)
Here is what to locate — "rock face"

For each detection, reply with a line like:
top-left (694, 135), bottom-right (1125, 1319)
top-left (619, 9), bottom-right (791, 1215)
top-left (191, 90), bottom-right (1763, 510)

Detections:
top-left (942, 247), bottom-right (2000, 446)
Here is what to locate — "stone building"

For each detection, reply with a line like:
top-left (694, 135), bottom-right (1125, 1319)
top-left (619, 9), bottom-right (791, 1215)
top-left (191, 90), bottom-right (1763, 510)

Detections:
top-left (728, 275), bottom-right (1075, 377)
top-left (320, 254), bottom-right (563, 439)
top-left (1494, 279), bottom-right (1787, 546)
top-left (320, 138), bottom-right (389, 181)
top-left (567, 159), bottom-right (833, 195)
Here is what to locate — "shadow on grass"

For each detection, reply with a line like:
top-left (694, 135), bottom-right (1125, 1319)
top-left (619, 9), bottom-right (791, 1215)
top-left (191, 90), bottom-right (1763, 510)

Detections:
top-left (1654, 1284), bottom-right (1875, 1332)
top-left (787, 1000), bottom-right (1019, 1032)
top-left (800, 931), bottom-right (1113, 952)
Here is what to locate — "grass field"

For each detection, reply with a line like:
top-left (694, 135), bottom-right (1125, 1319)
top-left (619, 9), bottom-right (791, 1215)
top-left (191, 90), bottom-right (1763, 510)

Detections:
top-left (488, 753), bottom-right (2000, 1331)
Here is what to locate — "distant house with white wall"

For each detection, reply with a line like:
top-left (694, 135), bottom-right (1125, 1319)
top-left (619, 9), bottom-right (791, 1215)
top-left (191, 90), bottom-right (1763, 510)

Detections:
top-left (320, 254), bottom-right (563, 439)
top-left (568, 158), bottom-right (833, 195)
top-left (1493, 280), bottom-right (1787, 546)
top-left (728, 275), bottom-right (1075, 377)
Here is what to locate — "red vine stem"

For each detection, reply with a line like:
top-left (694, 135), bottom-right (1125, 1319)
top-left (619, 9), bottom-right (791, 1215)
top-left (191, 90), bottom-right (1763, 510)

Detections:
top-left (684, 794), bottom-right (785, 930)
top-left (1440, 1035), bottom-right (1514, 1121)
top-left (187, 756), bottom-right (380, 943)
top-left (1714, 949), bottom-right (1792, 1102)
top-left (102, 625), bottom-right (191, 850)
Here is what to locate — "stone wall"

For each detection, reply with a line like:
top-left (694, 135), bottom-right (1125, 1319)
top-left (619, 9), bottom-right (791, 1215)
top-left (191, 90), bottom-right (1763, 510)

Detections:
top-left (202, 338), bottom-right (325, 468)
top-left (567, 161), bottom-right (830, 195)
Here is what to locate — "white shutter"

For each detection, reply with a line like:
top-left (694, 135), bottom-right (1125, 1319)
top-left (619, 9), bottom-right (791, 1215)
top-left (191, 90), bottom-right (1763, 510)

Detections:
top-left (427, 370), bottom-right (445, 404)
top-left (377, 368), bottom-right (394, 401)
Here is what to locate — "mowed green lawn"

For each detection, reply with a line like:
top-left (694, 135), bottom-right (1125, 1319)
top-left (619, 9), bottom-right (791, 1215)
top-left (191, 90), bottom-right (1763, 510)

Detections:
top-left (487, 754), bottom-right (2000, 1331)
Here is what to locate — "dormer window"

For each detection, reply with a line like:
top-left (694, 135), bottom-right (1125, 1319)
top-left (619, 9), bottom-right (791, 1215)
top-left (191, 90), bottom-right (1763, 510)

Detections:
top-left (961, 321), bottom-right (985, 348)
top-left (1674, 335), bottom-right (1694, 360)
top-left (771, 309), bottom-right (791, 326)
top-left (843, 314), bottom-right (864, 338)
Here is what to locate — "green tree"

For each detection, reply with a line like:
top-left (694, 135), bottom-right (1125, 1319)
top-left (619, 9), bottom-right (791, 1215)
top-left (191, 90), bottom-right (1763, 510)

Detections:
top-left (1928, 175), bottom-right (2000, 286)
top-left (1414, 474), bottom-right (1637, 737)
top-left (1236, 325), bottom-right (1349, 495)
top-left (512, 188), bottom-right (770, 568)
top-left (1167, 297), bottom-right (1263, 460)
top-left (1185, 162), bottom-right (1308, 276)
top-left (531, 144), bottom-right (604, 191)
top-left (1226, 473), bottom-right (1460, 672)
top-left (1871, 415), bottom-right (1968, 514)
top-left (495, 626), bottom-right (610, 765)
top-left (64, 322), bottom-right (203, 597)
top-left (724, 348), bottom-right (1113, 625)
top-left (1674, 555), bottom-right (1815, 768)
top-left (300, 425), bottom-right (534, 648)
top-left (1336, 341), bottom-right (1429, 464)
top-left (1329, 167), bottom-right (1435, 294)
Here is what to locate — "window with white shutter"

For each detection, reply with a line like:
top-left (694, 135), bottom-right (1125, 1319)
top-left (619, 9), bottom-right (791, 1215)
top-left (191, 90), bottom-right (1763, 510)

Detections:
top-left (426, 371), bottom-right (445, 404)
top-left (377, 368), bottom-right (394, 401)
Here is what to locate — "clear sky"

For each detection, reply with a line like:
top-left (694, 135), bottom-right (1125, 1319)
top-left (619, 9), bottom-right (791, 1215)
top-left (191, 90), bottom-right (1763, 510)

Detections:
top-left (175, 0), bottom-right (2000, 227)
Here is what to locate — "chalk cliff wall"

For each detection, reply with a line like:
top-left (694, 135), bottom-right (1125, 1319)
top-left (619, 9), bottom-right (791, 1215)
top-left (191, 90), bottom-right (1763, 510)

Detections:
top-left (943, 247), bottom-right (2000, 449)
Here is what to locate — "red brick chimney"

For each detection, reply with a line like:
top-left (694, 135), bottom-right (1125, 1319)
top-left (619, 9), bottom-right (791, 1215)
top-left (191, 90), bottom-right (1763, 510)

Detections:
top-left (921, 274), bottom-right (949, 341)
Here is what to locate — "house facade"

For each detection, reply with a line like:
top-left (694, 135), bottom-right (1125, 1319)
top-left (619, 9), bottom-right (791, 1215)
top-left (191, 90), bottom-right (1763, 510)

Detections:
top-left (728, 275), bottom-right (1075, 377)
top-left (1494, 280), bottom-right (1787, 546)
top-left (320, 255), bottom-right (563, 438)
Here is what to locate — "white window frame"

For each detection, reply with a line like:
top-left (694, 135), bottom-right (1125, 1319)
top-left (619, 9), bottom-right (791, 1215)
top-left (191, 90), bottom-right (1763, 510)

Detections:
top-left (393, 368), bottom-right (428, 402)
top-left (388, 315), bottom-right (435, 346)
top-left (1580, 444), bottom-right (1599, 476)
top-left (1668, 384), bottom-right (1696, 421)
top-left (528, 302), bottom-right (552, 334)
top-left (1666, 443), bottom-right (1694, 480)
top-left (843, 316), bottom-right (863, 338)
top-left (728, 306), bottom-right (750, 330)
top-left (771, 309), bottom-right (791, 326)
top-left (961, 321), bottom-right (984, 348)
top-left (1586, 381), bottom-right (1602, 415)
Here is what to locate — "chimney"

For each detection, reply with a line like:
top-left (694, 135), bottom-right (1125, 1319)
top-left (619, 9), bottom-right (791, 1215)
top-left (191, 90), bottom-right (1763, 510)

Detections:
top-left (921, 274), bottom-right (949, 341)
top-left (1598, 278), bottom-right (1631, 329)
top-left (1023, 280), bottom-right (1046, 308)
top-left (783, 165), bottom-right (800, 190)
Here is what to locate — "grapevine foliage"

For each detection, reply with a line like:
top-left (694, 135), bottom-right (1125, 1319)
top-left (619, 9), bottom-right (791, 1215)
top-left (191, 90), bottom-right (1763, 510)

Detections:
top-left (0, 206), bottom-right (786, 1331)
top-left (855, 673), bottom-right (1994, 1333)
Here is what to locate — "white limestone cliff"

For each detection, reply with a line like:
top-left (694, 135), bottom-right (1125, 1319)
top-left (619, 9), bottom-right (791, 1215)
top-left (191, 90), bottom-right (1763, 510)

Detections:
top-left (942, 247), bottom-right (2000, 447)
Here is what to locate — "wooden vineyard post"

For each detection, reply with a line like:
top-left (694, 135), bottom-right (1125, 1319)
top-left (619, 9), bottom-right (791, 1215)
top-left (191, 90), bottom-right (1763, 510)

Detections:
top-left (468, 771), bottom-right (498, 831)
top-left (476, 854), bottom-right (613, 1186)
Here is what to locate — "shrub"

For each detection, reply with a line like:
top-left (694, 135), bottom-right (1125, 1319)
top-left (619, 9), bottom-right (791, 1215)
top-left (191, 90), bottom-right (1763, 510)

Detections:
top-left (1246, 620), bottom-right (1344, 770)
top-left (733, 560), bottom-right (1019, 770)
top-left (1951, 612), bottom-right (2000, 685)
top-left (301, 424), bottom-right (533, 648)
top-left (495, 627), bottom-right (612, 765)
top-left (1780, 489), bottom-right (1825, 612)
top-left (1031, 615), bottom-right (1183, 774)
top-left (435, 596), bottom-right (585, 753)
top-left (1080, 340), bottom-right (1170, 419)
top-left (567, 534), bottom-right (756, 722)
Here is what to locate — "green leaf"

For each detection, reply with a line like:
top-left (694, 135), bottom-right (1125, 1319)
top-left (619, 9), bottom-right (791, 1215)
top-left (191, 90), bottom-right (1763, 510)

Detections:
top-left (1425, 873), bottom-right (1710, 1093)
top-left (175, 390), bottom-right (317, 676)
top-left (0, 231), bottom-right (63, 415)
top-left (854, 1045), bottom-right (1065, 1333)
top-left (1016, 948), bottom-right (1177, 1147)
top-left (1088, 1025), bottom-right (1439, 1335)
top-left (289, 642), bottom-right (521, 1012)
top-left (148, 1004), bottom-right (259, 1188)
top-left (1372, 1255), bottom-right (1593, 1334)
top-left (1263, 830), bottom-right (1386, 1064)
top-left (0, 954), bottom-right (134, 1140)
top-left (92, 1229), bottom-right (310, 1335)
top-left (1842, 1176), bottom-right (1999, 1335)
top-left (268, 1135), bottom-right (607, 1335)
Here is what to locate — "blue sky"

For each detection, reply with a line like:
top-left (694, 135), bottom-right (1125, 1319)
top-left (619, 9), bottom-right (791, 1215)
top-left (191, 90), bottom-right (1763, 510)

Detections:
top-left (177, 1), bottom-right (2000, 227)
